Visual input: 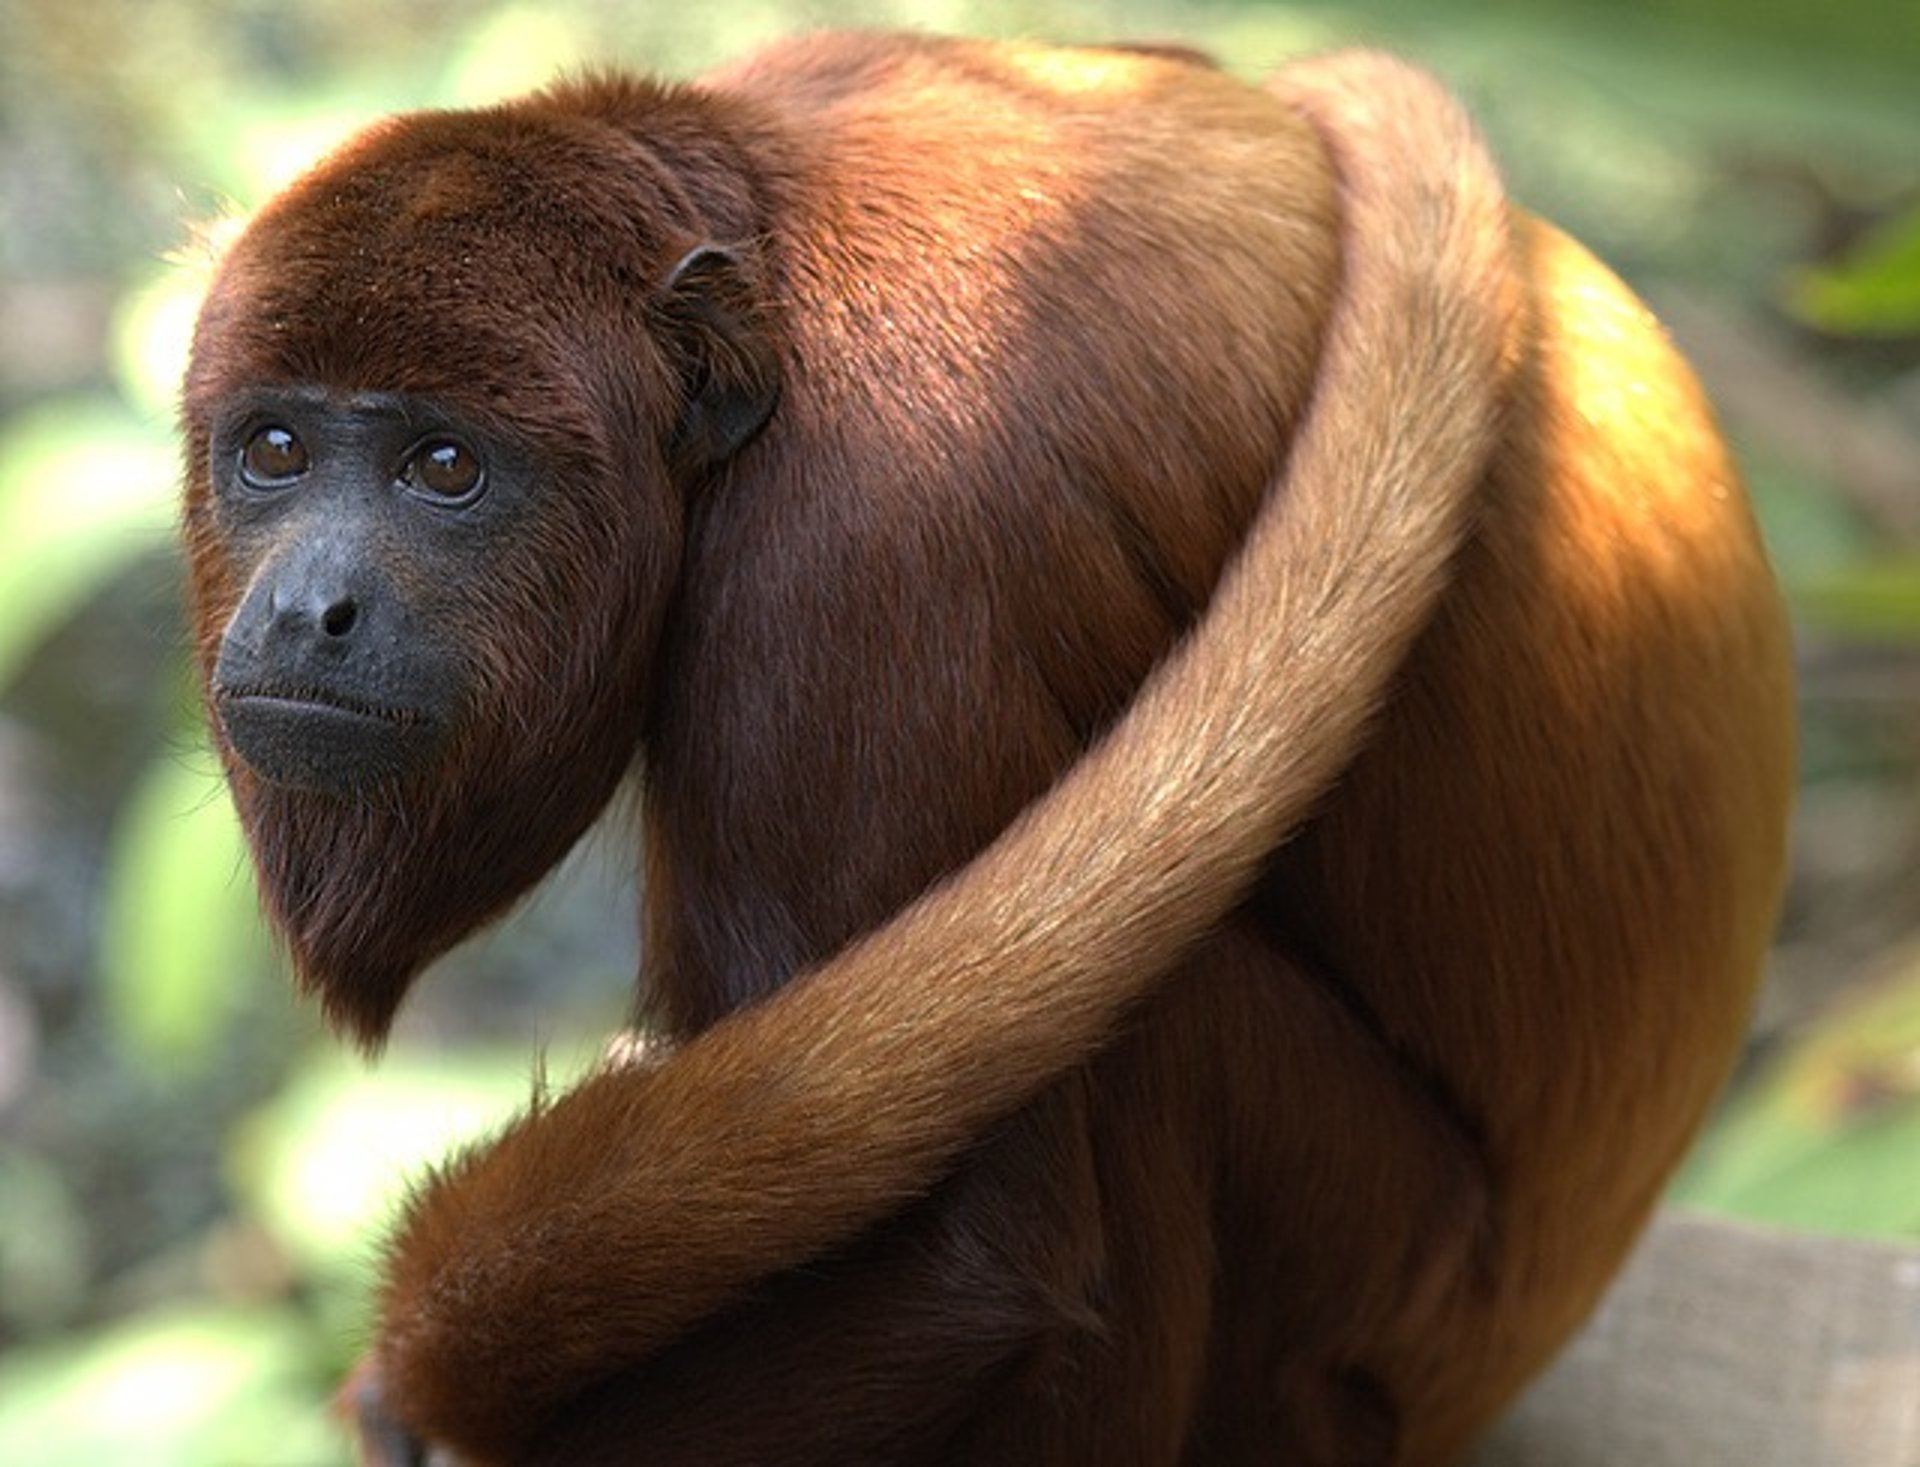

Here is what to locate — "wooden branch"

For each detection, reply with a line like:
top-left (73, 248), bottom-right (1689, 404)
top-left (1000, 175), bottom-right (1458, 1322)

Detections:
top-left (1471, 1211), bottom-right (1920, 1466)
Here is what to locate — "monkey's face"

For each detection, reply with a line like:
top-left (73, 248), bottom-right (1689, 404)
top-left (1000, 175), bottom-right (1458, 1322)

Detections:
top-left (201, 389), bottom-right (499, 795)
top-left (176, 111), bottom-right (776, 1042)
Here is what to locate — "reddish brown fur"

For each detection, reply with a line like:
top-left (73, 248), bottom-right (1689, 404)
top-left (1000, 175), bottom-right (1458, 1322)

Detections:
top-left (180, 33), bottom-right (1793, 1467)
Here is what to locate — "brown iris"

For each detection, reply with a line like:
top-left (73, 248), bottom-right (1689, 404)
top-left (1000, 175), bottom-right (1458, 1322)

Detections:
top-left (405, 439), bottom-right (483, 500)
top-left (240, 424), bottom-right (309, 485)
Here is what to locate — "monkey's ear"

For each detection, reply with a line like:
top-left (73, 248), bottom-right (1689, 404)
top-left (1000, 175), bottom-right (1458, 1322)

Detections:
top-left (657, 244), bottom-right (781, 476)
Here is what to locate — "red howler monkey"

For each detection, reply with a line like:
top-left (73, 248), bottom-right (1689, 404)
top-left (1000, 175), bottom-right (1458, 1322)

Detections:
top-left (180, 33), bottom-right (1793, 1467)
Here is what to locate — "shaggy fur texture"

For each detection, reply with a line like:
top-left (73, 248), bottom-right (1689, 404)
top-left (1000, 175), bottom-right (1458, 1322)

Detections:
top-left (181, 34), bottom-right (1793, 1466)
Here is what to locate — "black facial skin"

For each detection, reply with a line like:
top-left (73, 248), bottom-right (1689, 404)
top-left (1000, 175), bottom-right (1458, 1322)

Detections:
top-left (208, 388), bottom-right (507, 796)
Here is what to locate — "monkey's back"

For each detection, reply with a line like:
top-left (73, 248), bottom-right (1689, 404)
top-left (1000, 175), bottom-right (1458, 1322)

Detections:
top-left (686, 35), bottom-right (1794, 1457)
top-left (651, 35), bottom-right (1350, 1020)
top-left (684, 34), bottom-right (1793, 1460)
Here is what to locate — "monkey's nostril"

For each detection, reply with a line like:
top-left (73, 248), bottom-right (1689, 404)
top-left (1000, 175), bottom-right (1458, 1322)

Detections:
top-left (322, 599), bottom-right (359, 638)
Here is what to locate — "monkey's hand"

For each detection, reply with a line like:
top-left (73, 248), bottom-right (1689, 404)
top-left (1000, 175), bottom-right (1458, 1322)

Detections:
top-left (361, 1037), bottom-right (717, 1460)
top-left (361, 985), bottom-right (942, 1463)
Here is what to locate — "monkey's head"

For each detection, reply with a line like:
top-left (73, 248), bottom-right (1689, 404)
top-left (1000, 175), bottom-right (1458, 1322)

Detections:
top-left (181, 97), bottom-right (778, 1043)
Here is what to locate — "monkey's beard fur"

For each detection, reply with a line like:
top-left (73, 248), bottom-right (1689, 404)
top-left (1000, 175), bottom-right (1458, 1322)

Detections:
top-left (223, 712), bottom-right (638, 1048)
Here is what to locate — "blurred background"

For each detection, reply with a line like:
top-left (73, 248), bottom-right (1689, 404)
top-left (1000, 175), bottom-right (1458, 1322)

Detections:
top-left (0, 0), bottom-right (1915, 1461)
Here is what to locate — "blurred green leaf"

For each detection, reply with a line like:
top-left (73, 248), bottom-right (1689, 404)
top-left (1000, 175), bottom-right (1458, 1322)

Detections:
top-left (1743, 452), bottom-right (1879, 585)
top-left (99, 756), bottom-right (265, 1072)
top-left (1789, 206), bottom-right (1920, 336)
top-left (1797, 556), bottom-right (1920, 638)
top-left (0, 1305), bottom-right (344, 1467)
top-left (0, 398), bottom-right (176, 690)
top-left (0, 1148), bottom-right (90, 1334)
top-left (445, 4), bottom-right (588, 102)
top-left (229, 1048), bottom-right (541, 1281)
top-left (110, 268), bottom-right (210, 425)
top-left (1673, 948), bottom-right (1920, 1236)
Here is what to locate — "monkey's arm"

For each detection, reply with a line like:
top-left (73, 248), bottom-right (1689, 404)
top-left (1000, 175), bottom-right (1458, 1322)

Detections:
top-left (360, 935), bottom-right (1490, 1467)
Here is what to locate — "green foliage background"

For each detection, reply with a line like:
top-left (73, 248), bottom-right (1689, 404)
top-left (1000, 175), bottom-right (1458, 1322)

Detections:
top-left (0, 1), bottom-right (1916, 1460)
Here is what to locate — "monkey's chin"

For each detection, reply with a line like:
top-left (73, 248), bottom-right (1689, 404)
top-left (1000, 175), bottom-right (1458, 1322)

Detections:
top-left (216, 688), bottom-right (443, 795)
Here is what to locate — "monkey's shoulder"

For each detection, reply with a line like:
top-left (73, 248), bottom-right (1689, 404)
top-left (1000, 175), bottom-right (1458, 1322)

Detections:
top-left (702, 31), bottom-right (1213, 113)
top-left (698, 29), bottom-right (1301, 170)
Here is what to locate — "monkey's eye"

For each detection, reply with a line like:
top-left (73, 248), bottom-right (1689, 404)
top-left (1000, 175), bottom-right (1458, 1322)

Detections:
top-left (402, 439), bottom-right (484, 502)
top-left (239, 425), bottom-right (310, 487)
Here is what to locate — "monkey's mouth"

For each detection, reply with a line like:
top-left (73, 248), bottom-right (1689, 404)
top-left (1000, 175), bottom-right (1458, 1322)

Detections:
top-left (214, 682), bottom-right (445, 793)
top-left (218, 682), bottom-right (430, 727)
